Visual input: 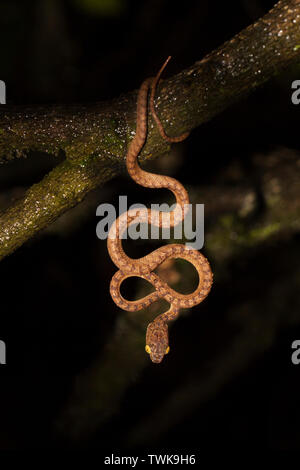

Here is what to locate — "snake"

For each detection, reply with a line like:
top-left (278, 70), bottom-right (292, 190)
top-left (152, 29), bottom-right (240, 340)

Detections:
top-left (107, 57), bottom-right (213, 363)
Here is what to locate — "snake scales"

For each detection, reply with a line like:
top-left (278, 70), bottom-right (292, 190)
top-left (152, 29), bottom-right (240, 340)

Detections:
top-left (107, 57), bottom-right (213, 363)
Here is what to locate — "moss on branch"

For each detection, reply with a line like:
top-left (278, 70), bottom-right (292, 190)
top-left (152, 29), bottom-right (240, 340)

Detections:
top-left (0, 0), bottom-right (300, 260)
top-left (0, 159), bottom-right (118, 259)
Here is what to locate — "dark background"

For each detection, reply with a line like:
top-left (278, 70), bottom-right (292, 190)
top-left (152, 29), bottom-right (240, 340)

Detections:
top-left (0, 0), bottom-right (299, 451)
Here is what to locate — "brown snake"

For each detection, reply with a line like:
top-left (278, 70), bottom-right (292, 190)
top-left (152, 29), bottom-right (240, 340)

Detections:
top-left (107, 57), bottom-right (213, 363)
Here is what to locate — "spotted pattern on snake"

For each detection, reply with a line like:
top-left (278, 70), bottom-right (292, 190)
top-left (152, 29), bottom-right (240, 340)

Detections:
top-left (107, 57), bottom-right (213, 363)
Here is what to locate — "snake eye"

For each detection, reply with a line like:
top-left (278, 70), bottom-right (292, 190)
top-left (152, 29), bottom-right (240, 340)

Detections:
top-left (165, 346), bottom-right (170, 354)
top-left (145, 345), bottom-right (151, 354)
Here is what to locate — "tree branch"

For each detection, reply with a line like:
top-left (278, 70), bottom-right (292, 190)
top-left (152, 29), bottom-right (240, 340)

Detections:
top-left (0, 0), bottom-right (300, 260)
top-left (0, 159), bottom-right (118, 259)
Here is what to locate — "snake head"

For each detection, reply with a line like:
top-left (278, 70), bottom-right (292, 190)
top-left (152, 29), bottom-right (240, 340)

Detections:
top-left (145, 319), bottom-right (170, 363)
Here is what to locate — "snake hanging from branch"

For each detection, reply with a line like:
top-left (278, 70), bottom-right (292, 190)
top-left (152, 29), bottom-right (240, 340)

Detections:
top-left (107, 57), bottom-right (213, 363)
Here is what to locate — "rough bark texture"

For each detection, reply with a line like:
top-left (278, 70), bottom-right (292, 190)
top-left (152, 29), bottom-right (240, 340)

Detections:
top-left (1, 1), bottom-right (300, 165)
top-left (0, 0), bottom-right (300, 260)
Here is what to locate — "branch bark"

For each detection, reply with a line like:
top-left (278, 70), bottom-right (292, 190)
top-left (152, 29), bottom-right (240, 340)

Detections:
top-left (0, 0), bottom-right (300, 260)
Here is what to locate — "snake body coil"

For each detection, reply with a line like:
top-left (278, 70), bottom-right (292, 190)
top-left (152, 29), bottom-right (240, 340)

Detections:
top-left (107, 58), bottom-right (213, 363)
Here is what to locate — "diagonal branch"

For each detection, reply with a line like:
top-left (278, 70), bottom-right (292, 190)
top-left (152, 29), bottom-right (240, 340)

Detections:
top-left (0, 0), bottom-right (300, 260)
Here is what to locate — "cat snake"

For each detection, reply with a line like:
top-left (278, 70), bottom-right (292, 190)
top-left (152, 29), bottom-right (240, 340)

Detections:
top-left (107, 57), bottom-right (213, 363)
